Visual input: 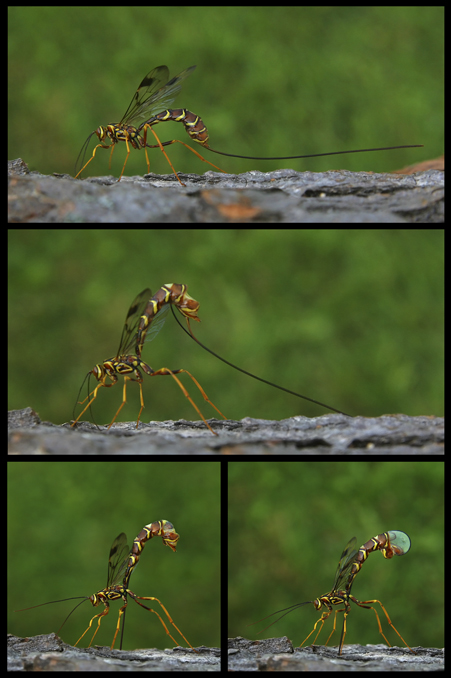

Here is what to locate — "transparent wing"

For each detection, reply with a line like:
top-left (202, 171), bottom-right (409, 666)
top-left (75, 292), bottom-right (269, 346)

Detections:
top-left (120, 65), bottom-right (197, 129)
top-left (107, 532), bottom-right (130, 587)
top-left (117, 288), bottom-right (152, 356)
top-left (331, 537), bottom-right (358, 592)
top-left (141, 302), bottom-right (171, 346)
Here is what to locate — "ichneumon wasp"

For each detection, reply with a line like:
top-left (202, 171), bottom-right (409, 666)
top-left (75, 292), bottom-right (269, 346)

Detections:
top-left (16, 520), bottom-right (197, 651)
top-left (75, 65), bottom-right (225, 184)
top-left (71, 284), bottom-right (350, 434)
top-left (75, 65), bottom-right (423, 184)
top-left (71, 284), bottom-right (228, 434)
top-left (249, 531), bottom-right (415, 656)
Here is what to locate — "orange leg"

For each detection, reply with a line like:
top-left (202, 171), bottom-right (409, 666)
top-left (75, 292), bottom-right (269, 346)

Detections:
top-left (300, 608), bottom-right (333, 648)
top-left (148, 367), bottom-right (227, 434)
top-left (352, 598), bottom-right (414, 653)
top-left (117, 136), bottom-right (133, 180)
top-left (74, 142), bottom-right (114, 179)
top-left (325, 607), bottom-right (345, 648)
top-left (105, 377), bottom-right (149, 430)
top-left (110, 602), bottom-right (128, 650)
top-left (300, 606), bottom-right (349, 654)
top-left (72, 375), bottom-right (145, 430)
top-left (142, 124), bottom-right (184, 185)
top-left (71, 376), bottom-right (120, 428)
top-left (142, 125), bottom-right (226, 185)
top-left (75, 135), bottom-right (134, 181)
top-left (72, 367), bottom-right (226, 434)
top-left (131, 594), bottom-right (196, 651)
top-left (71, 381), bottom-right (107, 427)
top-left (74, 605), bottom-right (111, 648)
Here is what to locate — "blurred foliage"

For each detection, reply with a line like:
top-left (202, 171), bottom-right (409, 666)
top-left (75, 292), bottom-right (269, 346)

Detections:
top-left (8, 230), bottom-right (443, 427)
top-left (8, 7), bottom-right (442, 179)
top-left (229, 461), bottom-right (444, 651)
top-left (8, 461), bottom-right (219, 650)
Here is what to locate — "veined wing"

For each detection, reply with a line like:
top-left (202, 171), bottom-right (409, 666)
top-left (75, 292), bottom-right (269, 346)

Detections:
top-left (120, 65), bottom-right (197, 129)
top-left (107, 532), bottom-right (130, 588)
top-left (116, 289), bottom-right (153, 356)
top-left (330, 537), bottom-right (358, 593)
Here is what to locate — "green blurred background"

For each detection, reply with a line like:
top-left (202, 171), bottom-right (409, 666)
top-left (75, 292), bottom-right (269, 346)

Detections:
top-left (8, 7), bottom-right (442, 179)
top-left (8, 230), bottom-right (443, 428)
top-left (229, 461), bottom-right (444, 651)
top-left (8, 461), bottom-right (219, 650)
